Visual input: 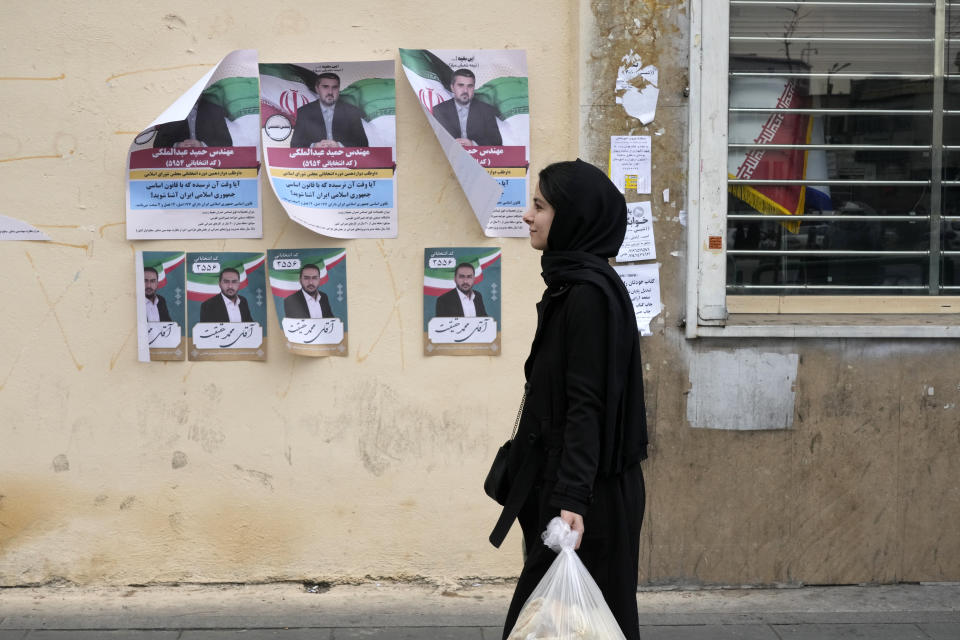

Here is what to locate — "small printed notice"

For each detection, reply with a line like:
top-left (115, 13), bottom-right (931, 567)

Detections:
top-left (400, 48), bottom-right (529, 237)
top-left (609, 135), bottom-right (651, 195)
top-left (260, 60), bottom-right (397, 238)
top-left (613, 263), bottom-right (662, 337)
top-left (267, 248), bottom-right (348, 356)
top-left (0, 215), bottom-right (50, 241)
top-left (423, 247), bottom-right (502, 356)
top-left (126, 50), bottom-right (262, 239)
top-left (615, 201), bottom-right (656, 263)
top-left (137, 251), bottom-right (187, 362)
top-left (186, 252), bottom-right (268, 361)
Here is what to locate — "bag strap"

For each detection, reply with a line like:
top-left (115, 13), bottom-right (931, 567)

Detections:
top-left (509, 391), bottom-right (526, 441)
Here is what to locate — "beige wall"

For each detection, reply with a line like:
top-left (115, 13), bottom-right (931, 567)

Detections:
top-left (0, 0), bottom-right (578, 584)
top-left (2, 0), bottom-right (958, 588)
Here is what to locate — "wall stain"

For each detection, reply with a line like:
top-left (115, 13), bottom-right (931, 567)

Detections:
top-left (356, 241), bottom-right (404, 368)
top-left (98, 221), bottom-right (123, 237)
top-left (119, 496), bottom-right (136, 511)
top-left (25, 251), bottom-right (83, 371)
top-left (105, 63), bottom-right (211, 83)
top-left (171, 451), bottom-right (188, 469)
top-left (109, 328), bottom-right (134, 370)
top-left (0, 154), bottom-right (63, 164)
top-left (0, 73), bottom-right (65, 81)
top-left (233, 465), bottom-right (274, 491)
top-left (52, 454), bottom-right (69, 473)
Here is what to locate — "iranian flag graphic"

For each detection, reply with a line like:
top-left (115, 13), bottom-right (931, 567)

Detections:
top-left (423, 249), bottom-right (502, 297)
top-left (268, 249), bottom-right (347, 297)
top-left (187, 254), bottom-right (265, 302)
top-left (145, 252), bottom-right (185, 289)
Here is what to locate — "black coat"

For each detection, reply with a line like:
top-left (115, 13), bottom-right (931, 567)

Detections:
top-left (290, 100), bottom-right (368, 148)
top-left (152, 294), bottom-right (173, 323)
top-left (500, 282), bottom-right (646, 640)
top-left (199, 294), bottom-right (253, 323)
top-left (283, 289), bottom-right (333, 319)
top-left (432, 98), bottom-right (502, 146)
top-left (434, 288), bottom-right (486, 318)
top-left (153, 99), bottom-right (233, 148)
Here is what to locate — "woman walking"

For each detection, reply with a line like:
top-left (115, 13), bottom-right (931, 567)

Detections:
top-left (494, 159), bottom-right (649, 640)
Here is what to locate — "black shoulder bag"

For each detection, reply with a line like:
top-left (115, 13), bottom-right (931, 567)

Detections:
top-left (483, 392), bottom-right (525, 505)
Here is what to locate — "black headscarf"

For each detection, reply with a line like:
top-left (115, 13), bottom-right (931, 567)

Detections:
top-left (528, 159), bottom-right (648, 473)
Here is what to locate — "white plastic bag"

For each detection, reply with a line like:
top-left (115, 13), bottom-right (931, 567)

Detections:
top-left (507, 517), bottom-right (627, 640)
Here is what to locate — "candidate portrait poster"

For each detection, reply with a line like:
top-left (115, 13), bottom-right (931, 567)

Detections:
top-left (127, 50), bottom-right (262, 239)
top-left (423, 247), bottom-right (502, 356)
top-left (266, 248), bottom-right (348, 357)
top-left (186, 252), bottom-right (267, 361)
top-left (400, 49), bottom-right (529, 237)
top-left (137, 251), bottom-right (186, 362)
top-left (260, 60), bottom-right (397, 238)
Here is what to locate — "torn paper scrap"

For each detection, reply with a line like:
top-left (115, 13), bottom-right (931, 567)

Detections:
top-left (609, 135), bottom-right (652, 195)
top-left (615, 201), bottom-right (656, 263)
top-left (614, 263), bottom-right (662, 336)
top-left (0, 215), bottom-right (51, 241)
top-left (615, 51), bottom-right (659, 125)
top-left (399, 48), bottom-right (529, 237)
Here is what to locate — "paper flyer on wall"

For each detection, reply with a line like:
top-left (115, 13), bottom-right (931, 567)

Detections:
top-left (613, 263), bottom-right (662, 337)
top-left (615, 201), bottom-right (656, 263)
top-left (260, 61), bottom-right (397, 238)
top-left (186, 252), bottom-right (267, 361)
top-left (126, 50), bottom-right (262, 239)
top-left (423, 247), bottom-right (502, 356)
top-left (137, 251), bottom-right (187, 362)
top-left (266, 248), bottom-right (348, 356)
top-left (400, 49), bottom-right (529, 237)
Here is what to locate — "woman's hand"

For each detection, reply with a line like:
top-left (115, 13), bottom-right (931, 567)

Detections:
top-left (560, 509), bottom-right (584, 549)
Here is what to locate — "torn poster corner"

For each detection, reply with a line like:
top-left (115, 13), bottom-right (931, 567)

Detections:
top-left (615, 51), bottom-right (659, 125)
top-left (0, 215), bottom-right (51, 241)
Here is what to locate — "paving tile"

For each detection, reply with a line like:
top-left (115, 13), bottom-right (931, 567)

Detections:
top-left (917, 622), bottom-right (960, 640)
top-left (181, 630), bottom-right (332, 639)
top-left (479, 627), bottom-right (504, 640)
top-left (638, 624), bottom-right (780, 639)
top-left (772, 623), bottom-right (930, 639)
top-left (332, 628), bottom-right (482, 639)
top-left (25, 633), bottom-right (180, 640)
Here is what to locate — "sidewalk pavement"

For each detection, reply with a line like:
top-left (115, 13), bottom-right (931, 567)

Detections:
top-left (0, 581), bottom-right (957, 639)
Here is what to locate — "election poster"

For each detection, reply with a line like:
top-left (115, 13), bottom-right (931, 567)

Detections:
top-left (260, 61), bottom-right (397, 238)
top-left (400, 49), bottom-right (529, 237)
top-left (186, 252), bottom-right (267, 361)
top-left (266, 248), bottom-right (348, 357)
top-left (126, 50), bottom-right (262, 239)
top-left (136, 251), bottom-right (187, 362)
top-left (423, 247), bottom-right (502, 356)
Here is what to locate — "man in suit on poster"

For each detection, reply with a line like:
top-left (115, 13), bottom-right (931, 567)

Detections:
top-left (290, 72), bottom-right (369, 148)
top-left (199, 268), bottom-right (253, 323)
top-left (283, 263), bottom-right (334, 319)
top-left (432, 68), bottom-right (502, 147)
top-left (435, 262), bottom-right (487, 318)
top-left (144, 267), bottom-right (172, 322)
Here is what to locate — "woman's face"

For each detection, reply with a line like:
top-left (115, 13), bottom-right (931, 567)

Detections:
top-left (522, 185), bottom-right (555, 251)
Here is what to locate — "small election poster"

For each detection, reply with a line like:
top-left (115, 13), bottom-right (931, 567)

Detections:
top-left (266, 249), bottom-right (348, 357)
top-left (400, 49), bottom-right (529, 237)
top-left (137, 251), bottom-right (187, 361)
top-left (127, 50), bottom-right (262, 239)
top-left (186, 252), bottom-right (267, 361)
top-left (260, 61), bottom-right (397, 238)
top-left (423, 247), bottom-right (502, 356)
